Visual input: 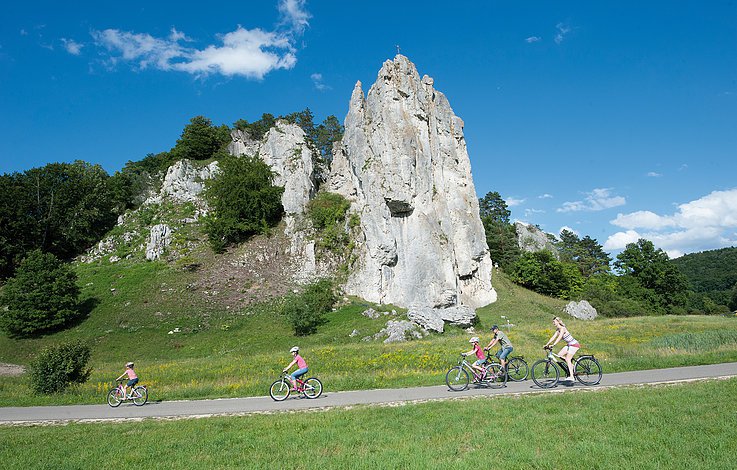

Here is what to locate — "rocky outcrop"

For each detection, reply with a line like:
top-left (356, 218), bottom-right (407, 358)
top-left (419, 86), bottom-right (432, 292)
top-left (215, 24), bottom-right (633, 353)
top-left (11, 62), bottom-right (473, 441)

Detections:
top-left (327, 54), bottom-right (496, 310)
top-left (374, 320), bottom-right (425, 343)
top-left (564, 300), bottom-right (598, 320)
top-left (145, 160), bottom-right (219, 209)
top-left (407, 305), bottom-right (477, 332)
top-left (146, 224), bottom-right (172, 260)
top-left (515, 221), bottom-right (559, 257)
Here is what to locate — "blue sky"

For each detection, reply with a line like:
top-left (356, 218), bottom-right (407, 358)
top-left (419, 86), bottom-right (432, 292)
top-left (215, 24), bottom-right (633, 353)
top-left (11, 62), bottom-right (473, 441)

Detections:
top-left (1, 1), bottom-right (736, 258)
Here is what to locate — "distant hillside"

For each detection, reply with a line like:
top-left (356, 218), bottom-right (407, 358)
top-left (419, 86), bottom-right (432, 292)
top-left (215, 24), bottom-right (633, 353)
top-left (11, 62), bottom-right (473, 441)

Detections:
top-left (672, 246), bottom-right (737, 293)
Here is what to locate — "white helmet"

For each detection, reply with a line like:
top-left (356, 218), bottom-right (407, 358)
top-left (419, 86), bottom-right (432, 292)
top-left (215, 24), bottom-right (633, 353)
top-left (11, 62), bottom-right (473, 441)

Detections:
top-left (290, 346), bottom-right (299, 353)
top-left (469, 337), bottom-right (479, 343)
top-left (126, 362), bottom-right (134, 367)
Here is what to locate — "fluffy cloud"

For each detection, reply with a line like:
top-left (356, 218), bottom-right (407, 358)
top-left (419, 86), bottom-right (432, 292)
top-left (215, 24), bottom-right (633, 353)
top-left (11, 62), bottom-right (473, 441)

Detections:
top-left (91, 0), bottom-right (307, 79)
top-left (557, 188), bottom-right (626, 213)
top-left (605, 188), bottom-right (737, 257)
top-left (311, 72), bottom-right (330, 91)
top-left (61, 38), bottom-right (83, 55)
top-left (525, 36), bottom-right (541, 43)
top-left (506, 196), bottom-right (526, 207)
top-left (554, 23), bottom-right (571, 44)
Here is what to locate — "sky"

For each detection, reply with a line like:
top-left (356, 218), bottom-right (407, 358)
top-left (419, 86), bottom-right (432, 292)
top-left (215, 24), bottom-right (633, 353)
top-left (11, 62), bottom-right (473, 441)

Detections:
top-left (1, 0), bottom-right (736, 259)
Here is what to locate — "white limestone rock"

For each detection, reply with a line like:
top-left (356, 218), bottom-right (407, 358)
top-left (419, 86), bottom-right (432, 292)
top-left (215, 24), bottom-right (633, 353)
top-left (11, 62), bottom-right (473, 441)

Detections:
top-left (146, 224), bottom-right (172, 260)
top-left (564, 300), bottom-right (598, 320)
top-left (228, 128), bottom-right (261, 158)
top-left (144, 159), bottom-right (219, 211)
top-left (515, 221), bottom-right (559, 257)
top-left (327, 54), bottom-right (496, 310)
top-left (406, 306), bottom-right (446, 333)
top-left (376, 320), bottom-right (425, 343)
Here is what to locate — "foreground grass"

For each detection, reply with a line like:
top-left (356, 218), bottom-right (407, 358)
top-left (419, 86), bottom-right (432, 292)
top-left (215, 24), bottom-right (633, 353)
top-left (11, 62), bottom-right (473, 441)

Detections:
top-left (1, 265), bottom-right (737, 406)
top-left (2, 378), bottom-right (735, 469)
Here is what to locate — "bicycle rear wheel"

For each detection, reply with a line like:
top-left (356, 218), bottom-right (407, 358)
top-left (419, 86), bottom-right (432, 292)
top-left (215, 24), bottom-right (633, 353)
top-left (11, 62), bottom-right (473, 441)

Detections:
top-left (445, 366), bottom-right (469, 391)
top-left (132, 386), bottom-right (148, 406)
top-left (269, 379), bottom-right (291, 401)
top-left (107, 388), bottom-right (123, 407)
top-left (485, 362), bottom-right (508, 389)
top-left (506, 357), bottom-right (529, 382)
top-left (531, 360), bottom-right (559, 388)
top-left (302, 377), bottom-right (323, 399)
top-left (575, 357), bottom-right (602, 385)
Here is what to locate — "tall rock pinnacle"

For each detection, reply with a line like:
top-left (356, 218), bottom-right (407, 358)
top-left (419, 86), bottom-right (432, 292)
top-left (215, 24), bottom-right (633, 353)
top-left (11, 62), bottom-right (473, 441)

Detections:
top-left (328, 55), bottom-right (496, 309)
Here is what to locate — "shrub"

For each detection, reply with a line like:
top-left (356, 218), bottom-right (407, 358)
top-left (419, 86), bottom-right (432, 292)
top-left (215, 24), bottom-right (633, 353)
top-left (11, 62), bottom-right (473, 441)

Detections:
top-left (28, 341), bottom-right (92, 394)
top-left (306, 192), bottom-right (351, 252)
top-left (282, 278), bottom-right (337, 336)
top-left (0, 250), bottom-right (81, 337)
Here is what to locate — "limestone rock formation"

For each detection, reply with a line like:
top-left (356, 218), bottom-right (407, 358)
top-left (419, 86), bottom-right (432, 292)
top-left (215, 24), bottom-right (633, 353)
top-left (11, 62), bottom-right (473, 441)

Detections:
top-left (407, 305), bottom-right (477, 332)
top-left (145, 159), bottom-right (219, 209)
top-left (515, 221), bottom-right (559, 257)
top-left (146, 224), bottom-right (172, 260)
top-left (327, 54), bottom-right (496, 311)
top-left (563, 300), bottom-right (598, 320)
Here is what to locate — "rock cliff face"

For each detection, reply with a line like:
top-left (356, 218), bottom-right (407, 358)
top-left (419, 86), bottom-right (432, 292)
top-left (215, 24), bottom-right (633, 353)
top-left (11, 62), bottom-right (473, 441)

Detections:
top-left (515, 221), bottom-right (559, 257)
top-left (328, 55), bottom-right (496, 309)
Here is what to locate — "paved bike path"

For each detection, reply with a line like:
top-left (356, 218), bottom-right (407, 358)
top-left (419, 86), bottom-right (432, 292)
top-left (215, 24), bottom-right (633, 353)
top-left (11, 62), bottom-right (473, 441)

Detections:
top-left (2, 362), bottom-right (737, 424)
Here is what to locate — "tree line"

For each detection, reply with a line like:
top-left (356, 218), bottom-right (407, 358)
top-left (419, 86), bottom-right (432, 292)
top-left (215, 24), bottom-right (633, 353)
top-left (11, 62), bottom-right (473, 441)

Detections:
top-left (479, 191), bottom-right (737, 316)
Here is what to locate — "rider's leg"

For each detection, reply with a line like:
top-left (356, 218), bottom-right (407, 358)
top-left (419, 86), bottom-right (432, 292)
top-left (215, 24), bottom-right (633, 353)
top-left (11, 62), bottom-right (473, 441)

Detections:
top-left (562, 346), bottom-right (577, 380)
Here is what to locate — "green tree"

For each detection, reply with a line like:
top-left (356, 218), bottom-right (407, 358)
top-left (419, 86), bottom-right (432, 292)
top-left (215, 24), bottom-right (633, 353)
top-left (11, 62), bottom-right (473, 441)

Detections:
top-left (478, 191), bottom-right (511, 222)
top-left (314, 115), bottom-right (344, 160)
top-left (171, 116), bottom-right (230, 161)
top-left (282, 278), bottom-right (336, 336)
top-left (509, 250), bottom-right (584, 299)
top-left (28, 341), bottom-right (92, 394)
top-left (202, 154), bottom-right (284, 252)
top-left (728, 282), bottom-right (737, 311)
top-left (614, 239), bottom-right (689, 313)
top-left (0, 250), bottom-right (81, 337)
top-left (557, 230), bottom-right (611, 278)
top-left (478, 191), bottom-right (519, 269)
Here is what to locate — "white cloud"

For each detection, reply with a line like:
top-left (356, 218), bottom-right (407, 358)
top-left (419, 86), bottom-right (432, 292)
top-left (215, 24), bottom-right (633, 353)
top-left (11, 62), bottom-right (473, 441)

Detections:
top-left (557, 188), bottom-right (626, 213)
top-left (90, 1), bottom-right (308, 79)
top-left (646, 171), bottom-right (662, 177)
top-left (525, 36), bottom-right (541, 43)
top-left (506, 196), bottom-right (526, 207)
top-left (554, 23), bottom-right (571, 44)
top-left (524, 208), bottom-right (545, 218)
top-left (61, 38), bottom-right (83, 55)
top-left (311, 72), bottom-right (330, 91)
top-left (538, 193), bottom-right (553, 199)
top-left (605, 188), bottom-right (737, 256)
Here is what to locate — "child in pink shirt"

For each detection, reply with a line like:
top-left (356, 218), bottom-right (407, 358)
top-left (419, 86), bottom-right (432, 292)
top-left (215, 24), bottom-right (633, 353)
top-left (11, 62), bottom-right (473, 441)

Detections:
top-left (116, 362), bottom-right (138, 399)
top-left (462, 337), bottom-right (487, 379)
top-left (283, 346), bottom-right (309, 389)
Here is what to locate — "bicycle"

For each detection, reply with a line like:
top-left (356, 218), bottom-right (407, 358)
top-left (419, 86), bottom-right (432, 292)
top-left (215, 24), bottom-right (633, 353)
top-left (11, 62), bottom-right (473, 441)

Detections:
top-left (269, 372), bottom-right (323, 401)
top-left (531, 346), bottom-right (602, 388)
top-left (445, 354), bottom-right (508, 391)
top-left (107, 380), bottom-right (148, 407)
top-left (491, 349), bottom-right (528, 382)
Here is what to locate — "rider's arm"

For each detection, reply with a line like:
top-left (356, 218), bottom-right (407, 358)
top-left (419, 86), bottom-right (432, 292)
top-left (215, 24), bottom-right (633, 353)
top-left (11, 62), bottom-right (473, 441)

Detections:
top-left (462, 348), bottom-right (475, 356)
top-left (545, 330), bottom-right (560, 347)
top-left (484, 338), bottom-right (497, 350)
top-left (116, 372), bottom-right (125, 381)
top-left (283, 358), bottom-right (297, 372)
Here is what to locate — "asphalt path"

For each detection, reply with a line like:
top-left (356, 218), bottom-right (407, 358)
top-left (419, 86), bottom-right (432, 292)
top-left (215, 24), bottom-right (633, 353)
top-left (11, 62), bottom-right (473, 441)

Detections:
top-left (2, 362), bottom-right (736, 424)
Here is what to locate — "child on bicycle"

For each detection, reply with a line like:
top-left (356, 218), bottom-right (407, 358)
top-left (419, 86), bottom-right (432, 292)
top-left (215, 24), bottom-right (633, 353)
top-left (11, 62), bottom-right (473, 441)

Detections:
top-left (484, 325), bottom-right (514, 372)
top-left (462, 337), bottom-right (487, 379)
top-left (544, 316), bottom-right (580, 382)
top-left (283, 346), bottom-right (308, 390)
top-left (115, 362), bottom-right (138, 399)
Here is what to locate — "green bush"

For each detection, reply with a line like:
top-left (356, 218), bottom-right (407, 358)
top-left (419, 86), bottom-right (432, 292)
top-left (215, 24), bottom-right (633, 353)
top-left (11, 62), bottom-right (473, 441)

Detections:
top-left (282, 279), bottom-right (337, 336)
top-left (28, 341), bottom-right (92, 394)
top-left (0, 250), bottom-right (81, 337)
top-left (306, 192), bottom-right (351, 252)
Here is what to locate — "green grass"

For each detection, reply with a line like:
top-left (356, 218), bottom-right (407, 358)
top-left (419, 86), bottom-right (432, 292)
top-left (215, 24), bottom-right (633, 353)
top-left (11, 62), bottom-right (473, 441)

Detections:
top-left (1, 263), bottom-right (737, 406)
top-left (1, 378), bottom-right (735, 469)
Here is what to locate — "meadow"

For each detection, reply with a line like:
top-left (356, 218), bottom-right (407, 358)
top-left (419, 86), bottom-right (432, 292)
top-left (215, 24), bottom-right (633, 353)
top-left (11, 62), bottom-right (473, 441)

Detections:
top-left (1, 261), bottom-right (736, 406)
top-left (1, 378), bottom-right (735, 469)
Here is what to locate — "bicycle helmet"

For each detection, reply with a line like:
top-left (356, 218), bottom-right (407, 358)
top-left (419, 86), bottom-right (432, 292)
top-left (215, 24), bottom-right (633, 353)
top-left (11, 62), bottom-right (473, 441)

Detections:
top-left (469, 337), bottom-right (479, 343)
top-left (126, 362), bottom-right (134, 367)
top-left (290, 346), bottom-right (299, 353)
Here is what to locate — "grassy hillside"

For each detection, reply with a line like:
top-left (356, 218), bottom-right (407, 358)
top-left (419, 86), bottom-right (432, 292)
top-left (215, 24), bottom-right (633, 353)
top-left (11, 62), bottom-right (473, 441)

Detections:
top-left (1, 258), bottom-right (737, 406)
top-left (2, 378), bottom-right (735, 469)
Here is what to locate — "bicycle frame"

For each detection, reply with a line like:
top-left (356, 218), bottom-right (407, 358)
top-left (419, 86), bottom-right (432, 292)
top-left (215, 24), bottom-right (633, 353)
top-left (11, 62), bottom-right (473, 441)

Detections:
top-left (545, 349), bottom-right (597, 377)
top-left (457, 355), bottom-right (486, 380)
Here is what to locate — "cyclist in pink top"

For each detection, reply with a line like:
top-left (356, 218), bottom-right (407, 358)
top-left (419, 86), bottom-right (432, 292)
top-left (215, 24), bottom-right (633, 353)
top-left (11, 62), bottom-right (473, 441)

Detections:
top-left (115, 362), bottom-right (138, 399)
top-left (283, 346), bottom-right (308, 390)
top-left (462, 337), bottom-right (486, 379)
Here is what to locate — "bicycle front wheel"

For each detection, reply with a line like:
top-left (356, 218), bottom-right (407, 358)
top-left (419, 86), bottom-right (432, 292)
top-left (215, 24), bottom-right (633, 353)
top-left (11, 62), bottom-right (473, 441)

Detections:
top-left (485, 362), bottom-right (508, 389)
top-left (269, 379), bottom-right (291, 401)
top-left (107, 388), bottom-right (123, 407)
top-left (531, 360), bottom-right (559, 388)
top-left (303, 378), bottom-right (323, 399)
top-left (445, 366), bottom-right (469, 391)
top-left (575, 357), bottom-right (602, 385)
top-left (132, 386), bottom-right (148, 406)
top-left (506, 357), bottom-right (529, 382)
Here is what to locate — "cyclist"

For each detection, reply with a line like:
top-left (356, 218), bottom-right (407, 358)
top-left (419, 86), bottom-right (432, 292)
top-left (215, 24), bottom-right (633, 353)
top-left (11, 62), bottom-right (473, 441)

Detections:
top-left (283, 346), bottom-right (308, 390)
top-left (115, 362), bottom-right (138, 399)
top-left (462, 337), bottom-right (487, 380)
top-left (544, 316), bottom-right (581, 382)
top-left (485, 325), bottom-right (513, 372)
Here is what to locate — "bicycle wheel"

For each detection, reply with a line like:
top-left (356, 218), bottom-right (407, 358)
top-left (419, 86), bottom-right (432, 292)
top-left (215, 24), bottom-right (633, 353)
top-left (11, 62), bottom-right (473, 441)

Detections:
top-left (506, 357), bottom-right (529, 382)
top-left (485, 362), bottom-right (508, 389)
top-left (269, 379), bottom-right (291, 401)
top-left (132, 386), bottom-right (148, 406)
top-left (302, 378), bottom-right (323, 399)
top-left (445, 366), bottom-right (470, 391)
top-left (107, 388), bottom-right (123, 407)
top-left (531, 360), bottom-right (559, 388)
top-left (575, 357), bottom-right (602, 385)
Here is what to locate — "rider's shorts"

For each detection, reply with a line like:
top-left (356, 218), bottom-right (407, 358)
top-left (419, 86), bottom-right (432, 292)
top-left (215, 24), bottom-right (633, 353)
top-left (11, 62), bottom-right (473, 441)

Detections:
top-left (127, 378), bottom-right (139, 387)
top-left (291, 367), bottom-right (308, 380)
top-left (496, 346), bottom-right (513, 360)
top-left (473, 359), bottom-right (486, 366)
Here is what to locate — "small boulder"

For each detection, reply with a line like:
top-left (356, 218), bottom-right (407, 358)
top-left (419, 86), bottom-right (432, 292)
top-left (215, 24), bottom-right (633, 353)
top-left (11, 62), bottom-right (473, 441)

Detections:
top-left (563, 300), bottom-right (598, 320)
